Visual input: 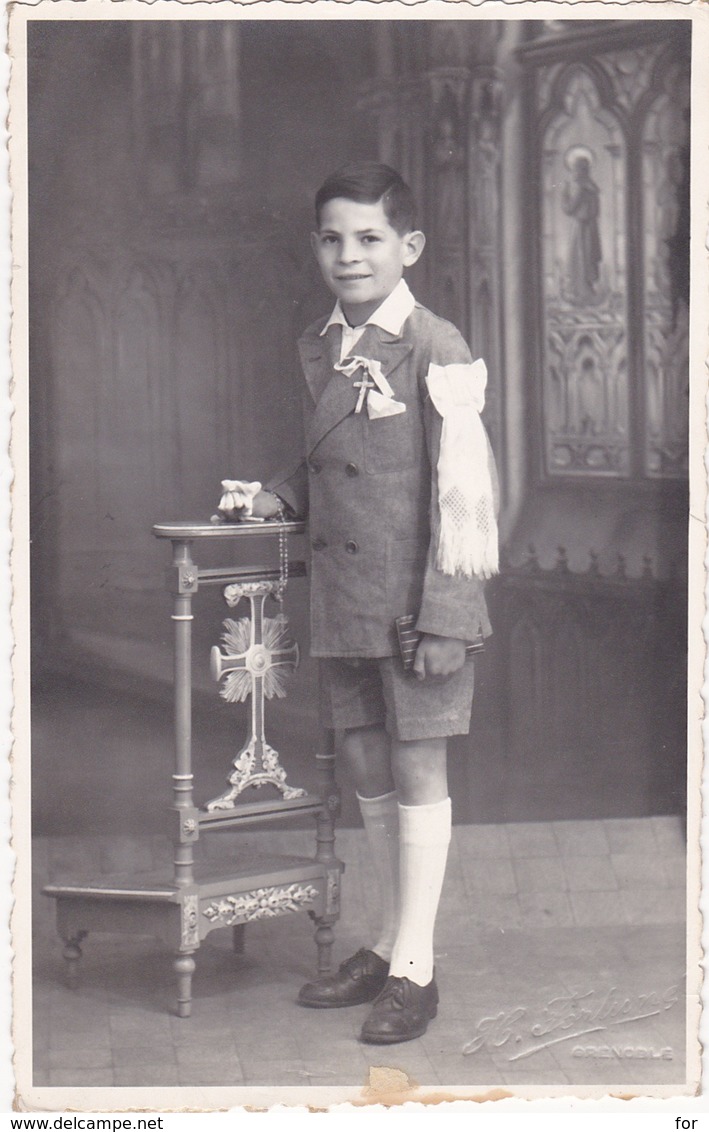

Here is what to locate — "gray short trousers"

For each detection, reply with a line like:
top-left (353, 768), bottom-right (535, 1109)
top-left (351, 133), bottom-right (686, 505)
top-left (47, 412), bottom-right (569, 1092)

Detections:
top-left (318, 655), bottom-right (475, 742)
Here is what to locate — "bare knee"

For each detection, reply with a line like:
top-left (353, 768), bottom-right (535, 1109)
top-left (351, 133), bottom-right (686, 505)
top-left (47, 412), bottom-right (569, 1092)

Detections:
top-left (392, 737), bottom-right (448, 806)
top-left (341, 725), bottom-right (394, 798)
top-left (341, 724), bottom-right (386, 761)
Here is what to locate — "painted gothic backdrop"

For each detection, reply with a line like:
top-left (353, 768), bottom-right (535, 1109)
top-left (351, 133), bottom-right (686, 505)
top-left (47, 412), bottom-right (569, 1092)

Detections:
top-left (531, 30), bottom-right (690, 480)
top-left (30, 19), bottom-right (690, 819)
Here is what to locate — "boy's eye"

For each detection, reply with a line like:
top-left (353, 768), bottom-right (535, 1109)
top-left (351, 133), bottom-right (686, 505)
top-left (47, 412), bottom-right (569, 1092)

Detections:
top-left (321, 235), bottom-right (338, 245)
top-left (362, 235), bottom-right (381, 244)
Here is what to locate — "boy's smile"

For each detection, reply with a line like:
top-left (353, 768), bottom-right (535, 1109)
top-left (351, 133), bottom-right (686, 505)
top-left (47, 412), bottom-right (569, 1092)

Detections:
top-left (312, 198), bottom-right (425, 326)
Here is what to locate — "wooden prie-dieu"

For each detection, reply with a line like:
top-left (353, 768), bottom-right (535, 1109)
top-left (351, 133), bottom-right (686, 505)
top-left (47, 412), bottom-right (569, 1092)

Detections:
top-left (44, 519), bottom-right (343, 1017)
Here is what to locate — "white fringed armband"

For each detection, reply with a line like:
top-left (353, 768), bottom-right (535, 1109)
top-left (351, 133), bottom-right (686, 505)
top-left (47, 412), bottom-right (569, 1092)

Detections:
top-left (425, 360), bottom-right (499, 580)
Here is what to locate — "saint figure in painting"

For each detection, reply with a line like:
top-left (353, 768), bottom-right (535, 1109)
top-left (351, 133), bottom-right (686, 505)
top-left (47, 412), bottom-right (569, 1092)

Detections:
top-left (562, 151), bottom-right (602, 305)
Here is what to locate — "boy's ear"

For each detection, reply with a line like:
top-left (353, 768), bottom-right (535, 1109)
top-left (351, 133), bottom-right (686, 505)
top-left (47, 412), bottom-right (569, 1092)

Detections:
top-left (402, 230), bottom-right (426, 267)
top-left (310, 231), bottom-right (320, 256)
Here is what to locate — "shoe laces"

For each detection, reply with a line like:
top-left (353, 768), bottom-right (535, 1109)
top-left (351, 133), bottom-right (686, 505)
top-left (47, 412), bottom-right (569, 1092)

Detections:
top-left (340, 947), bottom-right (371, 975)
top-left (374, 976), bottom-right (410, 1009)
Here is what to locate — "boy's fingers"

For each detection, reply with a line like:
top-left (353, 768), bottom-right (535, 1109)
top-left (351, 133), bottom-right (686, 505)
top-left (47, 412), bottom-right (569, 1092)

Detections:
top-left (413, 647), bottom-right (427, 681)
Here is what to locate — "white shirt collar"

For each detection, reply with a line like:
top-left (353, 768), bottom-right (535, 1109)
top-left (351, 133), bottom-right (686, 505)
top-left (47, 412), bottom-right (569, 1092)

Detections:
top-left (320, 278), bottom-right (416, 339)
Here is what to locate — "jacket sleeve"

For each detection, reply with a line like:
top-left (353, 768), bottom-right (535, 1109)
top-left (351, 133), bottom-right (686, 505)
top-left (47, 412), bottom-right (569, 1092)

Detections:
top-left (414, 325), bottom-right (498, 642)
top-left (265, 459), bottom-right (309, 520)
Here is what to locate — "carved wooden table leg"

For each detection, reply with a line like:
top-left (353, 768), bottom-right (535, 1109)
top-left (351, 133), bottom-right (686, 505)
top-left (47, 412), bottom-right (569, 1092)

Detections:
top-left (170, 539), bottom-right (199, 1016)
top-left (171, 538), bottom-right (197, 891)
top-left (62, 930), bottom-right (88, 989)
top-left (174, 951), bottom-right (196, 1019)
top-left (312, 736), bottom-right (341, 976)
top-left (314, 921), bottom-right (335, 977)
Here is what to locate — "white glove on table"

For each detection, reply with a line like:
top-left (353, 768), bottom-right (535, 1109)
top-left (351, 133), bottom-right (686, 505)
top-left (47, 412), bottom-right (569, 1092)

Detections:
top-left (212, 479), bottom-right (263, 523)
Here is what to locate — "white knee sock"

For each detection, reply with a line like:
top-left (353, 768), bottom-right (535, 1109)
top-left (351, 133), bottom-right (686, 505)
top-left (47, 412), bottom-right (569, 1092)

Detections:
top-left (357, 790), bottom-right (400, 963)
top-left (388, 797), bottom-right (452, 987)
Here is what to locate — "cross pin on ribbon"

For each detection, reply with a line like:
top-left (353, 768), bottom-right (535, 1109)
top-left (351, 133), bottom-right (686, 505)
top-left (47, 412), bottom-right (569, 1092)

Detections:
top-left (353, 371), bottom-right (377, 414)
top-left (335, 356), bottom-right (394, 414)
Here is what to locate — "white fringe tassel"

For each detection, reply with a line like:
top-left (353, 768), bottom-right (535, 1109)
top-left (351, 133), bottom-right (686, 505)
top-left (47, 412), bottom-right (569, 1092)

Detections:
top-left (426, 361), bottom-right (499, 581)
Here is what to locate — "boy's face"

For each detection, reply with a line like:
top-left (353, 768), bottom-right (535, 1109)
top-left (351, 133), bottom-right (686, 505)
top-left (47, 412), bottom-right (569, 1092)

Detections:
top-left (311, 197), bottom-right (425, 325)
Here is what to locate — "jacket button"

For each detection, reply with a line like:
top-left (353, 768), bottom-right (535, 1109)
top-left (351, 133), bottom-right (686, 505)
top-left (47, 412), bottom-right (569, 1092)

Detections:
top-left (308, 459), bottom-right (322, 474)
top-left (345, 462), bottom-right (359, 478)
top-left (311, 537), bottom-right (327, 551)
top-left (345, 540), bottom-right (359, 554)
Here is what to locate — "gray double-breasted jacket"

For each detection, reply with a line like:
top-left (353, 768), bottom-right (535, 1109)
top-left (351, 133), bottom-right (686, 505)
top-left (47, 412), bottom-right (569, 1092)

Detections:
top-left (268, 301), bottom-right (495, 659)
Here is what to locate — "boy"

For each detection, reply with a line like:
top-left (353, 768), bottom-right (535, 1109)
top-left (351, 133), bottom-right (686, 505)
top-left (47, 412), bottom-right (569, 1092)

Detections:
top-left (217, 162), bottom-right (498, 1044)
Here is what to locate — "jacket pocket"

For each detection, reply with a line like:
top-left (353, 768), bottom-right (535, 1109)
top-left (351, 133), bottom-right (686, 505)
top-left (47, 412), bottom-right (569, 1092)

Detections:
top-left (363, 412), bottom-right (417, 474)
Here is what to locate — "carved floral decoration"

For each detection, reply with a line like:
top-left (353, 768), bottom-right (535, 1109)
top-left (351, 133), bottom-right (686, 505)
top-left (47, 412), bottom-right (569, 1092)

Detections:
top-left (202, 884), bottom-right (319, 926)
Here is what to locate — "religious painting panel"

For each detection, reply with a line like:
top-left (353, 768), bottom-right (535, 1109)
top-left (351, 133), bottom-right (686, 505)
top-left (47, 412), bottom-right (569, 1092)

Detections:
top-left (540, 64), bottom-right (629, 477)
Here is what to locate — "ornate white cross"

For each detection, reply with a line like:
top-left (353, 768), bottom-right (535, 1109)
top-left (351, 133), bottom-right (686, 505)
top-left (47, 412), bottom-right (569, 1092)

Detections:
top-left (206, 579), bottom-right (305, 808)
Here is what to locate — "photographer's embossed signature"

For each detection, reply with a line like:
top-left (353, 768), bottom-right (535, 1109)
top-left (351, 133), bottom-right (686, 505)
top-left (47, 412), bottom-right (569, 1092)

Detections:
top-left (462, 984), bottom-right (679, 1062)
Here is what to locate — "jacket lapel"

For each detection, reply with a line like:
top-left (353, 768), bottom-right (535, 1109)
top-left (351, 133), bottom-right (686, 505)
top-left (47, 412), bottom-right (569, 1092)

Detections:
top-left (297, 324), bottom-right (338, 407)
top-left (366, 330), bottom-right (414, 391)
top-left (300, 323), bottom-right (414, 454)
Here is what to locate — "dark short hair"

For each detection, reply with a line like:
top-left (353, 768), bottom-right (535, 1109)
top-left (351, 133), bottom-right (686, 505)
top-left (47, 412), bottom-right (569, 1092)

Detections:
top-left (314, 162), bottom-right (417, 234)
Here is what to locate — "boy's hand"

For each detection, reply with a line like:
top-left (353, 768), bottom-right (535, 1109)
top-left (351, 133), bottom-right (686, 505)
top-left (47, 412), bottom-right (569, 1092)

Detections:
top-left (413, 634), bottom-right (466, 682)
top-left (250, 490), bottom-right (282, 519)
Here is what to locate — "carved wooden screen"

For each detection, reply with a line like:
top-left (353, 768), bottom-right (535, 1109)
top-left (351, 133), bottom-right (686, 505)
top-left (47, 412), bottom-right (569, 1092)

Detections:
top-left (641, 57), bottom-right (690, 479)
top-left (526, 25), bottom-right (690, 482)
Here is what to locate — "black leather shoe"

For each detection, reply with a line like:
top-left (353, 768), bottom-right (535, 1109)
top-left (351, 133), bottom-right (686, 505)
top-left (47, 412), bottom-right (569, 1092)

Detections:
top-left (298, 948), bottom-right (389, 1008)
top-left (359, 974), bottom-right (438, 1043)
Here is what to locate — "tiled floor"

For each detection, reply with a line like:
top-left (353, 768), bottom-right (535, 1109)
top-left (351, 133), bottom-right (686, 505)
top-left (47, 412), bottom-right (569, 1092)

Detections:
top-left (29, 816), bottom-right (688, 1094)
